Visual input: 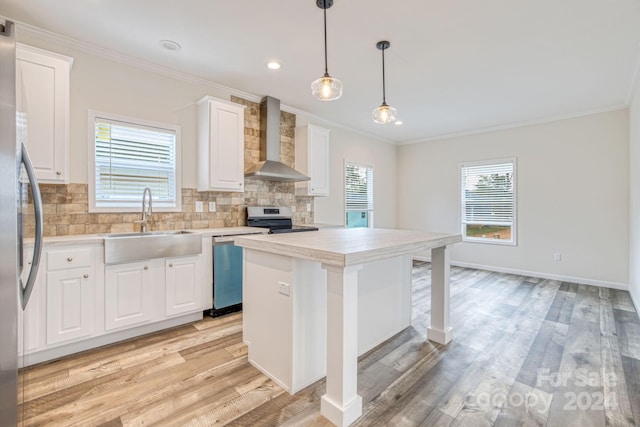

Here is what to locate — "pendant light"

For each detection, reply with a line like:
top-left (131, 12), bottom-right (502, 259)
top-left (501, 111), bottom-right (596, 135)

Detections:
top-left (372, 40), bottom-right (397, 124)
top-left (311, 0), bottom-right (343, 101)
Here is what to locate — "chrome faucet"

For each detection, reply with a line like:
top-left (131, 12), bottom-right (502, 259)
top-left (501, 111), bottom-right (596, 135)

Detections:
top-left (140, 187), bottom-right (153, 232)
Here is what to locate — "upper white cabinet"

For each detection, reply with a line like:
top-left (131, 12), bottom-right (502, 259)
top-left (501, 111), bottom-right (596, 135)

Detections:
top-left (295, 124), bottom-right (330, 196)
top-left (197, 96), bottom-right (245, 192)
top-left (16, 44), bottom-right (72, 184)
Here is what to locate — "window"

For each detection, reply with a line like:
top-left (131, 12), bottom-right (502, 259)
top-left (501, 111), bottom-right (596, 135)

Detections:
top-left (460, 158), bottom-right (516, 244)
top-left (88, 111), bottom-right (181, 212)
top-left (345, 162), bottom-right (374, 228)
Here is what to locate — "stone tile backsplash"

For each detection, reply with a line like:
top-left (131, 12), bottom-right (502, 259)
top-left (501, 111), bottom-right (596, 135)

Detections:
top-left (23, 96), bottom-right (314, 237)
top-left (24, 183), bottom-right (313, 237)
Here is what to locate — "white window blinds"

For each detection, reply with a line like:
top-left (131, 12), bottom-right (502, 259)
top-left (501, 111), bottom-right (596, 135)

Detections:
top-left (461, 159), bottom-right (515, 243)
top-left (345, 162), bottom-right (374, 212)
top-left (345, 162), bottom-right (374, 228)
top-left (93, 116), bottom-right (178, 207)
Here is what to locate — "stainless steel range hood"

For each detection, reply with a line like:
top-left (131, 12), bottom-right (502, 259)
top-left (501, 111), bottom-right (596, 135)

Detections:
top-left (244, 96), bottom-right (310, 182)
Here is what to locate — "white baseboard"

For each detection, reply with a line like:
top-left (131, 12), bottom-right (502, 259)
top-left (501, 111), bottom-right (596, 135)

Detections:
top-left (412, 256), bottom-right (629, 292)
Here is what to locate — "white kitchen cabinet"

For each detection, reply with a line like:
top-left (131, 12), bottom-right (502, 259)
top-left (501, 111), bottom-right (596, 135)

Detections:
top-left (46, 267), bottom-right (94, 345)
top-left (165, 255), bottom-right (202, 316)
top-left (18, 248), bottom-right (45, 357)
top-left (45, 246), bottom-right (95, 345)
top-left (295, 124), bottom-right (330, 196)
top-left (197, 96), bottom-right (246, 192)
top-left (16, 44), bottom-right (72, 183)
top-left (105, 260), bottom-right (163, 331)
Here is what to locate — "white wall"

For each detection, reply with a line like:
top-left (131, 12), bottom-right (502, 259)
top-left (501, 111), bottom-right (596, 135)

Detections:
top-left (16, 31), bottom-right (398, 226)
top-left (296, 118), bottom-right (398, 228)
top-left (398, 110), bottom-right (629, 288)
top-left (629, 82), bottom-right (640, 308)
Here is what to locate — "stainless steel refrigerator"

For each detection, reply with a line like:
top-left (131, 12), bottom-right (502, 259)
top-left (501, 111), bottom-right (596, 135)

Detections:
top-left (0, 19), bottom-right (44, 427)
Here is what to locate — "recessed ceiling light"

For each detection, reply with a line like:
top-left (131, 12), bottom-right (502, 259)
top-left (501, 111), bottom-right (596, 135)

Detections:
top-left (159, 39), bottom-right (181, 52)
top-left (395, 120), bottom-right (403, 125)
top-left (266, 61), bottom-right (282, 70)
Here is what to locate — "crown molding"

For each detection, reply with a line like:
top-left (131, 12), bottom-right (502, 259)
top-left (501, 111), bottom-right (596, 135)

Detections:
top-left (397, 104), bottom-right (628, 146)
top-left (10, 17), bottom-right (393, 146)
top-left (13, 19), bottom-right (263, 103)
top-left (11, 17), bottom-right (629, 148)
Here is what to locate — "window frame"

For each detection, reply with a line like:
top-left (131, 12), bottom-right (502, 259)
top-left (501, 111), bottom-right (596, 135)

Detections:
top-left (88, 110), bottom-right (182, 213)
top-left (460, 157), bottom-right (517, 245)
top-left (344, 160), bottom-right (374, 228)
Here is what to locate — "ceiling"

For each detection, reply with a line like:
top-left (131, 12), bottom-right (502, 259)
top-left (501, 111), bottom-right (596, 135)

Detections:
top-left (2, 0), bottom-right (640, 143)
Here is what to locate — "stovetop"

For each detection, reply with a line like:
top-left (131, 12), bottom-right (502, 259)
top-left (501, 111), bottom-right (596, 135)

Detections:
top-left (247, 206), bottom-right (318, 234)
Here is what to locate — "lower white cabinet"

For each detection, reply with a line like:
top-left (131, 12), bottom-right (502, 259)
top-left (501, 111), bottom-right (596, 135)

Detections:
top-left (46, 266), bottom-right (94, 345)
top-left (165, 255), bottom-right (202, 317)
top-left (105, 259), bottom-right (163, 331)
top-left (19, 242), bottom-right (204, 365)
top-left (18, 248), bottom-right (44, 357)
top-left (105, 255), bottom-right (203, 330)
top-left (45, 245), bottom-right (97, 346)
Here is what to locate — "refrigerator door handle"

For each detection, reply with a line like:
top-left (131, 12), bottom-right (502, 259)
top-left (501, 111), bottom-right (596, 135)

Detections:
top-left (19, 142), bottom-right (43, 310)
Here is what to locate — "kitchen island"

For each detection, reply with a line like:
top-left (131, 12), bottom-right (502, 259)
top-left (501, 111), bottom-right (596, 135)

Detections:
top-left (234, 227), bottom-right (461, 427)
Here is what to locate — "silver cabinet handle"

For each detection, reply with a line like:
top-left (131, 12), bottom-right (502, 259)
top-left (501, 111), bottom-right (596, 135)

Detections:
top-left (56, 171), bottom-right (61, 176)
top-left (144, 265), bottom-right (149, 270)
top-left (168, 263), bottom-right (173, 268)
top-left (19, 143), bottom-right (43, 311)
top-left (83, 274), bottom-right (89, 279)
top-left (67, 257), bottom-right (73, 262)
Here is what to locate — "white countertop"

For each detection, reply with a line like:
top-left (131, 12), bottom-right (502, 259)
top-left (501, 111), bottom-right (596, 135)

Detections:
top-left (24, 226), bottom-right (268, 247)
top-left (234, 228), bottom-right (462, 267)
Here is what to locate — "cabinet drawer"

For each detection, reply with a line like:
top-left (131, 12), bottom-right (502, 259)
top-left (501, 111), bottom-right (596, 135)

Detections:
top-left (47, 247), bottom-right (93, 271)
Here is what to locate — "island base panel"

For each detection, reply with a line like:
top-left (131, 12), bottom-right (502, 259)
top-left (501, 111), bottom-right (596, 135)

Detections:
top-left (243, 250), bottom-right (413, 395)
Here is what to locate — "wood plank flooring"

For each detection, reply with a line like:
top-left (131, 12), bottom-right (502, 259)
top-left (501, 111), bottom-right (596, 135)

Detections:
top-left (18, 262), bottom-right (640, 426)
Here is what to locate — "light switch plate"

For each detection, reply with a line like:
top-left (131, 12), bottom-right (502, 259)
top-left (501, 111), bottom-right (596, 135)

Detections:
top-left (209, 202), bottom-right (216, 212)
top-left (278, 281), bottom-right (290, 296)
top-left (195, 201), bottom-right (203, 212)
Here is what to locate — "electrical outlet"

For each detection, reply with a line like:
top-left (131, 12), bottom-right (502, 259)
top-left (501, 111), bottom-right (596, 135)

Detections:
top-left (209, 201), bottom-right (216, 212)
top-left (306, 203), bottom-right (312, 212)
top-left (553, 253), bottom-right (562, 262)
top-left (278, 281), bottom-right (290, 296)
top-left (195, 201), bottom-right (203, 212)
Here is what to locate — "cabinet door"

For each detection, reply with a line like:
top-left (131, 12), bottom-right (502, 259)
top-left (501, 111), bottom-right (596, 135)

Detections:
top-left (308, 126), bottom-right (330, 196)
top-left (18, 249), bottom-right (45, 356)
top-left (295, 124), bottom-right (330, 196)
top-left (105, 261), bottom-right (158, 331)
top-left (46, 267), bottom-right (93, 345)
top-left (197, 97), bottom-right (245, 192)
top-left (165, 255), bottom-right (203, 316)
top-left (16, 45), bottom-right (71, 183)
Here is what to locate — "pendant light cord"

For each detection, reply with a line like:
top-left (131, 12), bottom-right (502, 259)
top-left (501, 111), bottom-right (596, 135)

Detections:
top-left (381, 45), bottom-right (386, 104)
top-left (323, 0), bottom-right (329, 76)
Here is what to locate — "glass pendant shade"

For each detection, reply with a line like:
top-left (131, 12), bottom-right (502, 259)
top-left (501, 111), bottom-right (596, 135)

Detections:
top-left (312, 74), bottom-right (343, 101)
top-left (372, 103), bottom-right (397, 124)
top-left (312, 0), bottom-right (342, 101)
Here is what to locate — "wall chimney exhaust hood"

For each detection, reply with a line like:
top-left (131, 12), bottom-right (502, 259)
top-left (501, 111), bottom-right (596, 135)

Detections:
top-left (244, 96), bottom-right (310, 182)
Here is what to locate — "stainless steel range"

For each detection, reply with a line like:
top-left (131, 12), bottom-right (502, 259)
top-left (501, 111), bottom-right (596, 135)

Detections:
top-left (247, 206), bottom-right (318, 233)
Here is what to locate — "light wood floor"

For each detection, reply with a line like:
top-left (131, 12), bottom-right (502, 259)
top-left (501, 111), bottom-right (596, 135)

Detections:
top-left (19, 262), bottom-right (640, 426)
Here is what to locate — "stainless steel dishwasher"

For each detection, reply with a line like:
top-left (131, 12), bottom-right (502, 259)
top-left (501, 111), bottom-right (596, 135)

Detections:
top-left (210, 235), bottom-right (244, 317)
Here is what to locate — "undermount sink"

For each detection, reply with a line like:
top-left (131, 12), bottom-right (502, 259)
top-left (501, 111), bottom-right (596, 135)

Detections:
top-left (101, 230), bottom-right (202, 264)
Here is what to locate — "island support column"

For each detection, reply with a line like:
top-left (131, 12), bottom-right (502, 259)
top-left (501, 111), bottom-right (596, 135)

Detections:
top-left (320, 263), bottom-right (363, 427)
top-left (427, 245), bottom-right (452, 344)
